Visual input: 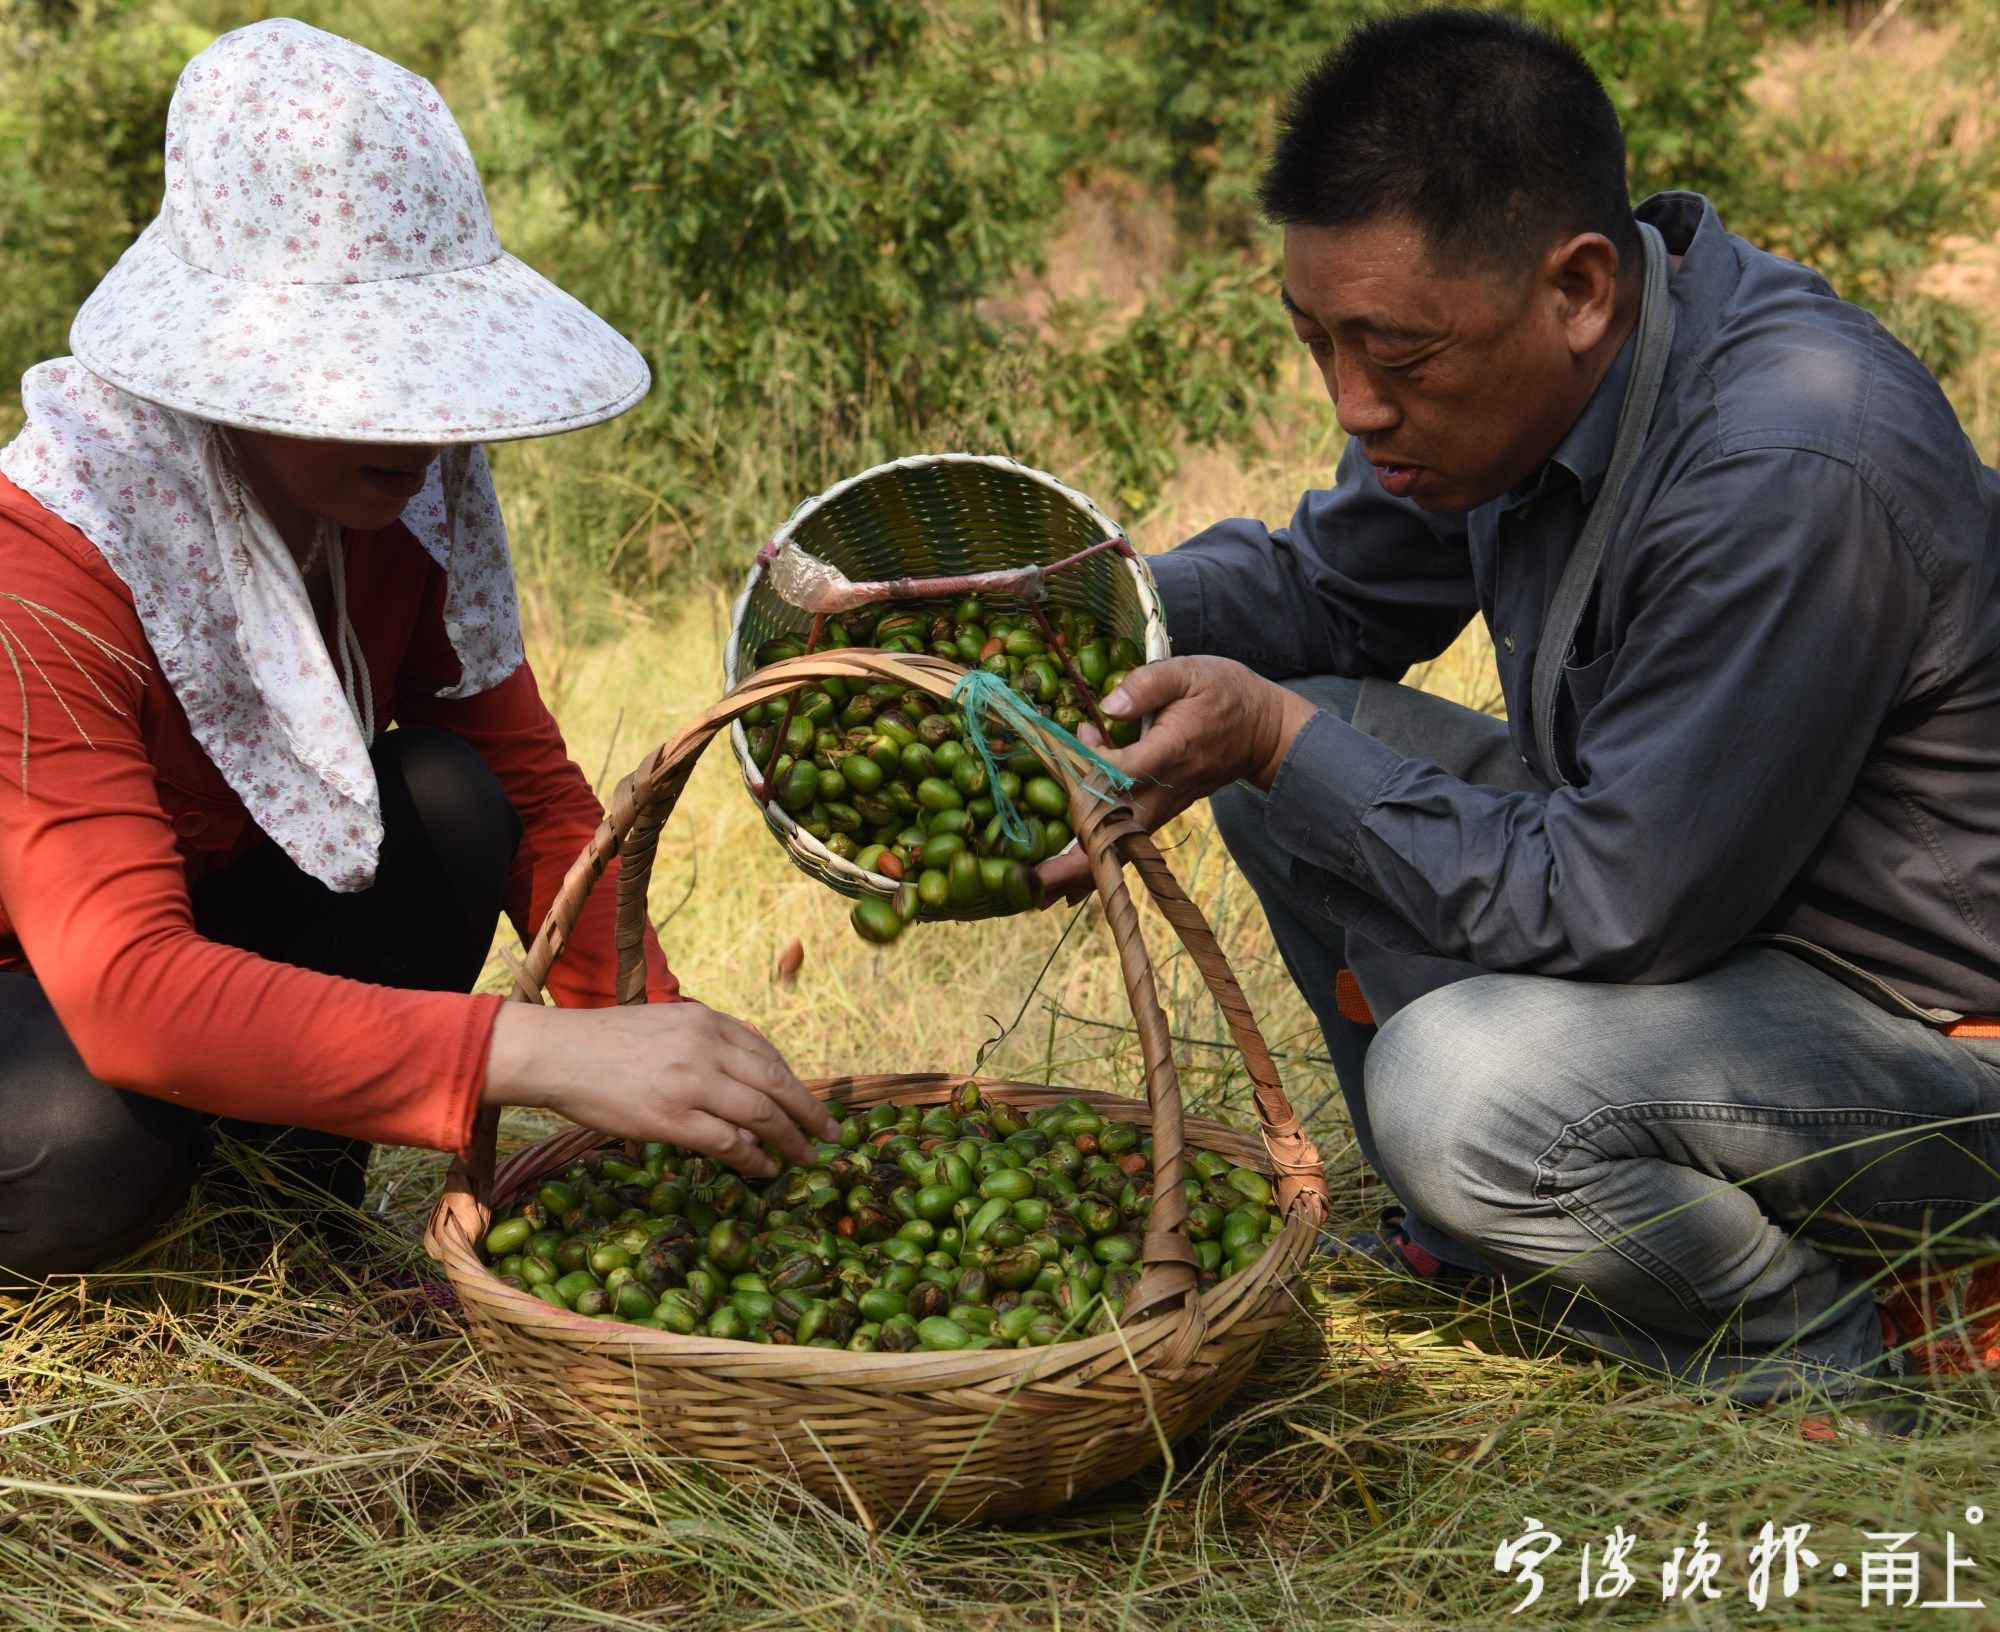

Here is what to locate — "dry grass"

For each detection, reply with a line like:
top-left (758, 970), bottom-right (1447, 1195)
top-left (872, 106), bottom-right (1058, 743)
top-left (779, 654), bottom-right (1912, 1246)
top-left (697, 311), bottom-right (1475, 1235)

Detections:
top-left (7, 15), bottom-right (2000, 1631)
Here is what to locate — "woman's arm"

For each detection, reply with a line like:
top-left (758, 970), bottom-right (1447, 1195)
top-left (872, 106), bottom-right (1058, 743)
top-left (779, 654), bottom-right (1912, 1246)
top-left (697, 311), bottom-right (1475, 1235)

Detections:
top-left (485, 1001), bottom-right (833, 1176)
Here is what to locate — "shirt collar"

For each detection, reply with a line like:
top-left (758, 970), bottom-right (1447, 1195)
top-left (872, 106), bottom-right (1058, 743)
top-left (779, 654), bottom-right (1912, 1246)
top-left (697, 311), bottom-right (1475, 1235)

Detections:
top-left (1554, 329), bottom-right (1635, 505)
top-left (1502, 191), bottom-right (1721, 510)
top-left (1502, 330), bottom-right (1632, 509)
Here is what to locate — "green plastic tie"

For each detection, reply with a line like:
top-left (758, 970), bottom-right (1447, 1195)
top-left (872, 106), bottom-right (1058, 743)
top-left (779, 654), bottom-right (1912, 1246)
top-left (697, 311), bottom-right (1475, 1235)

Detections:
top-left (950, 669), bottom-right (1134, 847)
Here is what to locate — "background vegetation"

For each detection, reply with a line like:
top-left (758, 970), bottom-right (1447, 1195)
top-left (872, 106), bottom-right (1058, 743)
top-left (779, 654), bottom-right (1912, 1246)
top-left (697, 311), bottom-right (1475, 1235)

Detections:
top-left (6, 0), bottom-right (2000, 579)
top-left (3, 1), bottom-right (2000, 1627)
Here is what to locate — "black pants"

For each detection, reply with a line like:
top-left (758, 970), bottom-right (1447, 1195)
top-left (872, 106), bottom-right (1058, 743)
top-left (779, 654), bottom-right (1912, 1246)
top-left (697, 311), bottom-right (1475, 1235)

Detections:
top-left (0, 726), bottom-right (519, 1281)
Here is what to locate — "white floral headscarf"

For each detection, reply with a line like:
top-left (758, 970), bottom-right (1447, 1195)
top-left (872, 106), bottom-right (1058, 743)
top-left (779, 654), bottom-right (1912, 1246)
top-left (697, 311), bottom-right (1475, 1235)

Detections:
top-left (0, 359), bottom-right (524, 892)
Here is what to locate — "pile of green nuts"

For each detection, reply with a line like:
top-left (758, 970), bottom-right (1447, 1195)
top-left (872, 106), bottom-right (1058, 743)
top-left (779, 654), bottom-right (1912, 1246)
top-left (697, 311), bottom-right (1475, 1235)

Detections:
top-left (743, 597), bottom-right (1146, 944)
top-left (480, 1082), bottom-right (1283, 1352)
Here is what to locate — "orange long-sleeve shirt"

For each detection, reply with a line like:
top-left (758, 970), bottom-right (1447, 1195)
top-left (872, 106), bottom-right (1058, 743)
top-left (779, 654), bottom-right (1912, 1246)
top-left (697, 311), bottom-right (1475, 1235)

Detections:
top-left (0, 472), bottom-right (675, 1156)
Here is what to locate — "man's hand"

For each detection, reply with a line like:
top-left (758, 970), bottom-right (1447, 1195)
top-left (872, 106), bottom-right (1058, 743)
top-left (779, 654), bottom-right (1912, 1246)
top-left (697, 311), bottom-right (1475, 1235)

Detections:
top-left (484, 1002), bottom-right (838, 1177)
top-left (1039, 656), bottom-right (1318, 902)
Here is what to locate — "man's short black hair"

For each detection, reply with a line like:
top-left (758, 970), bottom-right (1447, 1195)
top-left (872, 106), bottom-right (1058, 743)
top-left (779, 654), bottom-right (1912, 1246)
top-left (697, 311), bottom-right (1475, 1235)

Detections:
top-left (1260, 7), bottom-right (1638, 275)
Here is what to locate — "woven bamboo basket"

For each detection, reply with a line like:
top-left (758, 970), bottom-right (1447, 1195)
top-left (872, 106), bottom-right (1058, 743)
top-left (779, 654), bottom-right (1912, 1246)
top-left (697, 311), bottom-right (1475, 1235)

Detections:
top-left (426, 651), bottom-right (1327, 1526)
top-left (722, 453), bottom-right (1172, 915)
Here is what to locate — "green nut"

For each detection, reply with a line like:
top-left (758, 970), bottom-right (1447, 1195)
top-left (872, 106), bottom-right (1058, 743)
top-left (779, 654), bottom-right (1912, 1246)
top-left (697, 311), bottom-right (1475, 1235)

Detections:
top-left (484, 1216), bottom-right (534, 1258)
top-left (840, 754), bottom-right (884, 795)
top-left (777, 759), bottom-right (821, 813)
top-left (858, 1287), bottom-right (909, 1323)
top-left (1022, 777), bottom-right (1068, 818)
top-left (1226, 1167), bottom-right (1276, 1207)
top-left (916, 1316), bottom-right (972, 1351)
top-left (850, 896), bottom-right (905, 945)
top-left (978, 1167), bottom-right (1036, 1203)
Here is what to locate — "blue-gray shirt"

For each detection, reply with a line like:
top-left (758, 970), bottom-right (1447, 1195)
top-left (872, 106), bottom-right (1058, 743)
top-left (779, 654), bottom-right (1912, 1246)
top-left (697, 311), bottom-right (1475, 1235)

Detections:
top-left (1150, 192), bottom-right (2000, 1021)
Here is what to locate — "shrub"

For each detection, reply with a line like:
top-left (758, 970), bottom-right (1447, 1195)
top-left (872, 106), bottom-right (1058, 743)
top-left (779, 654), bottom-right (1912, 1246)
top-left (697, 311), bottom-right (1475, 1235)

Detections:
top-left (507, 0), bottom-right (1063, 473)
top-left (502, 0), bottom-right (1297, 583)
top-left (0, 0), bottom-right (208, 415)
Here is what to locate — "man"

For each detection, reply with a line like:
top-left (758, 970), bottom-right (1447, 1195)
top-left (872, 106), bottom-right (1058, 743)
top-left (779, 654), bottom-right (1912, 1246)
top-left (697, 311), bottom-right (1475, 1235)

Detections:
top-left (1042, 7), bottom-right (2000, 1400)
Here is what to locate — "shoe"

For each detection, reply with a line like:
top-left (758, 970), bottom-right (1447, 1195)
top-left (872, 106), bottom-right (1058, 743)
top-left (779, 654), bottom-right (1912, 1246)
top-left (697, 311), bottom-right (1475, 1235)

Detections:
top-left (1878, 1261), bottom-right (2000, 1376)
top-left (1321, 1205), bottom-right (1492, 1289)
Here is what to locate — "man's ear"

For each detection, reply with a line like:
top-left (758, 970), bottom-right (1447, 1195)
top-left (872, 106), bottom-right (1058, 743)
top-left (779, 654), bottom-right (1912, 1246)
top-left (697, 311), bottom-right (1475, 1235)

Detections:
top-left (1545, 232), bottom-right (1624, 358)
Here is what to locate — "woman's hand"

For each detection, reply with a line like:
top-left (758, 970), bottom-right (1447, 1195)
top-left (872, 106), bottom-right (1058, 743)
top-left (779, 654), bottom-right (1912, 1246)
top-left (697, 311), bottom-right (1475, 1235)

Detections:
top-left (1038, 657), bottom-right (1318, 902)
top-left (483, 1002), bottom-right (836, 1178)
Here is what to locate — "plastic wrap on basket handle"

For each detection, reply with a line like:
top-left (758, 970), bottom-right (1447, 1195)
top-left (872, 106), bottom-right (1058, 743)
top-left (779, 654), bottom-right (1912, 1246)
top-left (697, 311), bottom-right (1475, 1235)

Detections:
top-left (758, 532), bottom-right (1137, 616)
top-left (952, 669), bottom-right (1133, 847)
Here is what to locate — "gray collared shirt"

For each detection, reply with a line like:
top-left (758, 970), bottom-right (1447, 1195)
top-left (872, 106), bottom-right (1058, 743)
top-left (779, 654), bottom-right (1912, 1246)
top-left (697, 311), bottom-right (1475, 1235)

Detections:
top-left (1150, 192), bottom-right (2000, 1019)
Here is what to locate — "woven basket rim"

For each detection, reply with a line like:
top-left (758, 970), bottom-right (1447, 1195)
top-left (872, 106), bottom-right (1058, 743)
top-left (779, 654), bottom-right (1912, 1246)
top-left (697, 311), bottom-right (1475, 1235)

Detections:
top-left (434, 1074), bottom-right (1315, 1386)
top-left (720, 452), bottom-right (1170, 907)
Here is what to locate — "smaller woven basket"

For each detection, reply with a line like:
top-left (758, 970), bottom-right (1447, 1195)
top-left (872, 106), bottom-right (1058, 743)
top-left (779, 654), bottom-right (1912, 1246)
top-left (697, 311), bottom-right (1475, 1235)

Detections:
top-left (723, 454), bottom-right (1171, 914)
top-left (426, 651), bottom-right (1327, 1526)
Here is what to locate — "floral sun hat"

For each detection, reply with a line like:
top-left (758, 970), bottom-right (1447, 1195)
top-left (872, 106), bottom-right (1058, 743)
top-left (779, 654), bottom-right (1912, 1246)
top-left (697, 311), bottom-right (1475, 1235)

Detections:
top-left (68, 17), bottom-right (648, 442)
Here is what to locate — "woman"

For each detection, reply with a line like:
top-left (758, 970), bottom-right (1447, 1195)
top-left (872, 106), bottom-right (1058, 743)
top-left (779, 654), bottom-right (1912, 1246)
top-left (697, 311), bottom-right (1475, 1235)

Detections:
top-left (0, 20), bottom-right (833, 1279)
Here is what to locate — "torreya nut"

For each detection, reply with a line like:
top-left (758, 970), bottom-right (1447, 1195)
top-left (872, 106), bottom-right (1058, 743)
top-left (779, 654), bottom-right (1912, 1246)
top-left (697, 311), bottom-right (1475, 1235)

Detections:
top-left (749, 599), bottom-right (1140, 944)
top-left (850, 896), bottom-right (904, 945)
top-left (476, 1088), bottom-right (1281, 1350)
top-left (775, 938), bottom-right (805, 986)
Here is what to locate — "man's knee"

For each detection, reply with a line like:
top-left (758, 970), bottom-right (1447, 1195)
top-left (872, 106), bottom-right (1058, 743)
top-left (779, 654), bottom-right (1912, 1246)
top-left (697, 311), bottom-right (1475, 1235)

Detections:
top-left (1364, 975), bottom-right (1569, 1240)
top-left (0, 1078), bottom-right (204, 1281)
top-left (1209, 777), bottom-right (1270, 858)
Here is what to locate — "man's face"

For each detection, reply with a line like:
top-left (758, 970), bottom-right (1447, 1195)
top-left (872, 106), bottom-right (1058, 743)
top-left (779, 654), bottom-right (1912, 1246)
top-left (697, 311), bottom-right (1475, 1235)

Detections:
top-left (1282, 217), bottom-right (1590, 514)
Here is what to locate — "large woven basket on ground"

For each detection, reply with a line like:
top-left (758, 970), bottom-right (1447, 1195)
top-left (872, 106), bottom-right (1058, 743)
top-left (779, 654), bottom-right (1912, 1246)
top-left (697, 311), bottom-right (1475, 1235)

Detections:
top-left (722, 454), bottom-right (1171, 915)
top-left (426, 651), bottom-right (1327, 1526)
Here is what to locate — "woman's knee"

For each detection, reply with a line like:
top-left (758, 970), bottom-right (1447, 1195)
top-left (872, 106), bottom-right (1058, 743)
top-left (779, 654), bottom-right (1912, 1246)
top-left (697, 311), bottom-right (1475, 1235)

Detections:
top-left (0, 1074), bottom-right (204, 1281)
top-left (379, 727), bottom-right (519, 850)
top-left (374, 726), bottom-right (520, 902)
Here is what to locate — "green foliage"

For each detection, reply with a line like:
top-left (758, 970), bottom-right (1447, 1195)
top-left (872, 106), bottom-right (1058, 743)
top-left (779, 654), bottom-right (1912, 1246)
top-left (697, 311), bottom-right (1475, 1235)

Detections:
top-left (1040, 254), bottom-right (1291, 513)
top-left (1047, 0), bottom-right (1802, 249)
top-left (1046, 0), bottom-right (1392, 245)
top-left (175, 0), bottom-right (470, 81)
top-left (1532, 0), bottom-right (1800, 203)
top-left (1732, 93), bottom-right (1998, 375)
top-left (1047, 0), bottom-right (1988, 380)
top-left (508, 0), bottom-right (1061, 462)
top-left (1, 0), bottom-right (1995, 573)
top-left (0, 0), bottom-right (208, 406)
top-left (502, 0), bottom-right (1295, 580)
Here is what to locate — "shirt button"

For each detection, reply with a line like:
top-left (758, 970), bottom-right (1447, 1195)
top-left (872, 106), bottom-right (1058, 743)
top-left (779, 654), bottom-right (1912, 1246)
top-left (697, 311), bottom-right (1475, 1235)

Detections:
top-left (1515, 505), bottom-right (1532, 521)
top-left (444, 619), bottom-right (462, 640)
top-left (1503, 633), bottom-right (1516, 653)
top-left (172, 811), bottom-right (208, 838)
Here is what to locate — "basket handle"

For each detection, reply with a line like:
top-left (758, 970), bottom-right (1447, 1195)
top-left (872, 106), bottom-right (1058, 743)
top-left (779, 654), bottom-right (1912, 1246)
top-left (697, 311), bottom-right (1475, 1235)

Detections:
top-left (479, 649), bottom-right (1327, 1375)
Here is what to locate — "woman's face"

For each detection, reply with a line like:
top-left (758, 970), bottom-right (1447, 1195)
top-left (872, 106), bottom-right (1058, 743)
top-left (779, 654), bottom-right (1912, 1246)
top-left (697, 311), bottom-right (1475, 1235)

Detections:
top-left (230, 429), bottom-right (443, 535)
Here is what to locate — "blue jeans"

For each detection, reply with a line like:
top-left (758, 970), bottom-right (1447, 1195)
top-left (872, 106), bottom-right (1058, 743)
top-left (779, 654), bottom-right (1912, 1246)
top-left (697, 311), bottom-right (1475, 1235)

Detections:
top-left (1213, 677), bottom-right (2000, 1400)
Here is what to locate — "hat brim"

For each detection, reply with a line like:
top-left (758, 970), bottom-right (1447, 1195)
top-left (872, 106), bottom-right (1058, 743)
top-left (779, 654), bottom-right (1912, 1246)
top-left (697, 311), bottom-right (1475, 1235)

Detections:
top-left (70, 222), bottom-right (650, 444)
